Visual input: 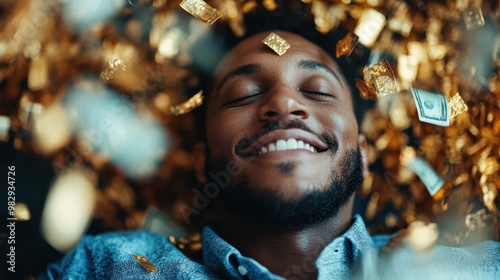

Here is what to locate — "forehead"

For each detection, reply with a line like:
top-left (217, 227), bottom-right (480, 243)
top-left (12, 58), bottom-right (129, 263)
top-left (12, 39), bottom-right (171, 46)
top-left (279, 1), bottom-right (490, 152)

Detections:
top-left (212, 31), bottom-right (347, 86)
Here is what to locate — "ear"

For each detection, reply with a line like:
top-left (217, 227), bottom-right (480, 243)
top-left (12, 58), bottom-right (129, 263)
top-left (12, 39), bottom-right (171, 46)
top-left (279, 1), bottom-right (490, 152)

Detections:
top-left (357, 134), bottom-right (370, 178)
top-left (193, 143), bottom-right (207, 184)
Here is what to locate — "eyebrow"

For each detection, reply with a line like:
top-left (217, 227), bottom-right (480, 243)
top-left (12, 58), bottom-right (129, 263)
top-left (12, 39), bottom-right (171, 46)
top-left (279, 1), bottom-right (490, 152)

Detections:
top-left (216, 64), bottom-right (262, 95)
top-left (297, 60), bottom-right (341, 81)
top-left (215, 60), bottom-right (341, 95)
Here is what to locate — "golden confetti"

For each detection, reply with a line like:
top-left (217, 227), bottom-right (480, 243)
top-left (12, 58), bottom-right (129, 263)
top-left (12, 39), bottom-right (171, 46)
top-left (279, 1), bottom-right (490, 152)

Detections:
top-left (462, 7), bottom-right (485, 30)
top-left (100, 58), bottom-right (126, 81)
top-left (262, 32), bottom-right (291, 56)
top-left (131, 254), bottom-right (157, 272)
top-left (28, 56), bottom-right (48, 91)
top-left (354, 8), bottom-right (386, 47)
top-left (400, 146), bottom-right (417, 166)
top-left (336, 32), bottom-right (359, 58)
top-left (14, 202), bottom-right (31, 221)
top-left (355, 78), bottom-right (377, 100)
top-left (262, 0), bottom-right (277, 11)
top-left (361, 59), bottom-right (398, 98)
top-left (180, 0), bottom-right (223, 25)
top-left (448, 92), bottom-right (468, 120)
top-left (170, 90), bottom-right (204, 115)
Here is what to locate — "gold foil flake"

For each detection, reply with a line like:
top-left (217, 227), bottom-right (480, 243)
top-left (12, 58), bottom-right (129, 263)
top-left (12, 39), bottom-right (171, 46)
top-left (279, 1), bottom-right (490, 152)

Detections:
top-left (365, 192), bottom-right (379, 219)
top-left (169, 233), bottom-right (203, 255)
top-left (397, 54), bottom-right (419, 88)
top-left (336, 33), bottom-right (359, 58)
top-left (362, 59), bottom-right (398, 98)
top-left (262, 0), bottom-right (277, 11)
top-left (462, 7), bottom-right (485, 30)
top-left (448, 92), bottom-right (468, 120)
top-left (262, 32), bottom-right (291, 56)
top-left (481, 182), bottom-right (498, 212)
top-left (100, 58), bottom-right (126, 81)
top-left (400, 146), bottom-right (417, 166)
top-left (180, 0), bottom-right (223, 25)
top-left (33, 103), bottom-right (72, 155)
top-left (170, 90), bottom-right (204, 115)
top-left (353, 9), bottom-right (386, 47)
top-left (464, 209), bottom-right (495, 234)
top-left (14, 202), bottom-right (31, 221)
top-left (131, 254), bottom-right (157, 272)
top-left (311, 2), bottom-right (346, 34)
top-left (218, 0), bottom-right (245, 37)
top-left (355, 78), bottom-right (377, 100)
top-left (28, 56), bottom-right (49, 91)
top-left (169, 235), bottom-right (178, 244)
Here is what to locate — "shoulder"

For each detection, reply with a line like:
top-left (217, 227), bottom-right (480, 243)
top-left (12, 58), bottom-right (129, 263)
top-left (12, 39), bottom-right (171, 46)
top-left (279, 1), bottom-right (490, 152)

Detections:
top-left (40, 230), bottom-right (217, 280)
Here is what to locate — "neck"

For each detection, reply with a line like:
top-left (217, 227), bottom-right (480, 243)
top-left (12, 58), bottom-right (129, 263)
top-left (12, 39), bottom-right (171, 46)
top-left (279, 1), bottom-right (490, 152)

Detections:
top-left (213, 196), bottom-right (355, 279)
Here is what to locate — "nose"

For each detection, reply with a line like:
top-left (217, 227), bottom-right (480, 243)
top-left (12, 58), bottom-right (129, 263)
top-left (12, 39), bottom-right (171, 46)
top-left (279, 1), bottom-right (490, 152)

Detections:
top-left (258, 84), bottom-right (310, 121)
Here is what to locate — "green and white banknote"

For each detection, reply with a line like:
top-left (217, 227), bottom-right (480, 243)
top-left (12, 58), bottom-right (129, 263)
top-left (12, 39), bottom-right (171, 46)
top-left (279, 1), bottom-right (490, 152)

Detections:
top-left (410, 88), bottom-right (450, 126)
top-left (407, 157), bottom-right (444, 196)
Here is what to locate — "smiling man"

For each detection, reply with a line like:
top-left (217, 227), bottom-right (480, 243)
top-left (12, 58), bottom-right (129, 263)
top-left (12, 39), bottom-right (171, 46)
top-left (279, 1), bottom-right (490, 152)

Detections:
top-left (41, 7), bottom-right (500, 280)
top-left (190, 31), bottom-right (369, 279)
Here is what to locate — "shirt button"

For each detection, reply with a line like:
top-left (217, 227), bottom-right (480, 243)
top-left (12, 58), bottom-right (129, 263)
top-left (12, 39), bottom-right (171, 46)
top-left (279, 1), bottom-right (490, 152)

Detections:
top-left (237, 265), bottom-right (248, 276)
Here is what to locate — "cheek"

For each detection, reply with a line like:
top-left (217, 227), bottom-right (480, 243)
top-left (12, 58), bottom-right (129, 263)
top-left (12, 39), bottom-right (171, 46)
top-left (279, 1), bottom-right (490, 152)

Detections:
top-left (321, 108), bottom-right (358, 147)
top-left (207, 108), bottom-right (256, 154)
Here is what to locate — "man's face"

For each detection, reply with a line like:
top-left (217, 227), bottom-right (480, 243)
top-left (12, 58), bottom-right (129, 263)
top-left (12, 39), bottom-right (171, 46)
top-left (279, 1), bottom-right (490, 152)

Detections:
top-left (197, 31), bottom-right (367, 225)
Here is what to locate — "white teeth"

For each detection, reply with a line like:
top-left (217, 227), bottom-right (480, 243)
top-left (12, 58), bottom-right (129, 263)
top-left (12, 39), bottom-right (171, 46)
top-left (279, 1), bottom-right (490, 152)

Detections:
top-left (286, 138), bottom-right (297, 149)
top-left (297, 140), bottom-right (304, 149)
top-left (261, 146), bottom-right (268, 154)
top-left (268, 143), bottom-right (276, 152)
top-left (276, 139), bottom-right (287, 151)
top-left (257, 138), bottom-right (318, 155)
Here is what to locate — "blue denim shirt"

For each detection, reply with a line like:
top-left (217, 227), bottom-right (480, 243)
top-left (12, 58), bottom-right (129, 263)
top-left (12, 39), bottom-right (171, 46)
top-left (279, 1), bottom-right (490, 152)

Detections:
top-left (40, 215), bottom-right (500, 279)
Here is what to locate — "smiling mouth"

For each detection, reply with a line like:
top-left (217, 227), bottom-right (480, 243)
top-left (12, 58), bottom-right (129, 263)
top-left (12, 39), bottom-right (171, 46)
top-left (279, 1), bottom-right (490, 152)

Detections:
top-left (236, 127), bottom-right (333, 158)
top-left (257, 138), bottom-right (319, 155)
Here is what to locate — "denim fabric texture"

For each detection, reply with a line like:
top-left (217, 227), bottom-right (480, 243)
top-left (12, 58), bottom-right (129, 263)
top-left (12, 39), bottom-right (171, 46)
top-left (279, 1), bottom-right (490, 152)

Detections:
top-left (40, 215), bottom-right (500, 280)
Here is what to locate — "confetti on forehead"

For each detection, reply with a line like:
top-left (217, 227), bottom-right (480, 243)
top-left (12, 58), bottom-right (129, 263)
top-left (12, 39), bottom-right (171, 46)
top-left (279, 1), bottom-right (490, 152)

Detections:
top-left (262, 32), bottom-right (291, 56)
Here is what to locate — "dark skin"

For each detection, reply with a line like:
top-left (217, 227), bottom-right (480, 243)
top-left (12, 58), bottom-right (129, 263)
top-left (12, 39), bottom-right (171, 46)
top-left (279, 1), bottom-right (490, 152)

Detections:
top-left (194, 31), bottom-right (369, 279)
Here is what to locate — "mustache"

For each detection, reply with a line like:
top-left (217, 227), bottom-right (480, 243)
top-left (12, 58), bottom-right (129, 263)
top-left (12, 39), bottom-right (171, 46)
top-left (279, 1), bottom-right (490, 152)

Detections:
top-left (235, 120), bottom-right (338, 157)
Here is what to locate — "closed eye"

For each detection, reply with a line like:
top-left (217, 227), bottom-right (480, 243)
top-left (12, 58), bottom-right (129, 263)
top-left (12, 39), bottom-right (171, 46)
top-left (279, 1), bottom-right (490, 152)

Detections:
top-left (222, 93), bottom-right (262, 107)
top-left (302, 91), bottom-right (335, 99)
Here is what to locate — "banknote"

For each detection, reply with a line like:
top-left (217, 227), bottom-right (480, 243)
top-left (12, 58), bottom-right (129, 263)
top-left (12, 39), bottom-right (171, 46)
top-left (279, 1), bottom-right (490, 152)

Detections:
top-left (407, 157), bottom-right (444, 196)
top-left (411, 88), bottom-right (449, 126)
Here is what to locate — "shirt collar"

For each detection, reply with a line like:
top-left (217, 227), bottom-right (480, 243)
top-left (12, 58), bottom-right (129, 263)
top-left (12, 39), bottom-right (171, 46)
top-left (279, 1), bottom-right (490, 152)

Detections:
top-left (201, 214), bottom-right (374, 279)
top-left (316, 214), bottom-right (375, 267)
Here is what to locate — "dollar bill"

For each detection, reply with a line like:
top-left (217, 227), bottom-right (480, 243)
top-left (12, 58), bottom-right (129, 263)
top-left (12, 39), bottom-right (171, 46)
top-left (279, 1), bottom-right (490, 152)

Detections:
top-left (407, 157), bottom-right (444, 196)
top-left (411, 88), bottom-right (449, 126)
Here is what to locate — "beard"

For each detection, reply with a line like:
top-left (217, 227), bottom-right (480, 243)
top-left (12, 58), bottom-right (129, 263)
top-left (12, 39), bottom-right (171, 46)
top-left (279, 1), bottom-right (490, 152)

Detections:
top-left (205, 146), bottom-right (364, 227)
